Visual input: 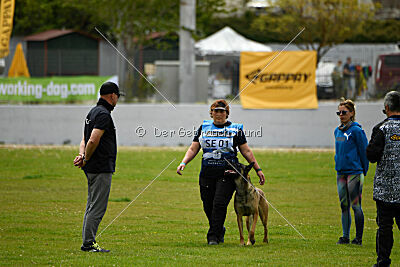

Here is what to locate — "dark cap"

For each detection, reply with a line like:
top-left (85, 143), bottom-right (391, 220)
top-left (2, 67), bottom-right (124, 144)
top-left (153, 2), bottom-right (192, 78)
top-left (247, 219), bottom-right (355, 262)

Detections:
top-left (100, 82), bottom-right (125, 97)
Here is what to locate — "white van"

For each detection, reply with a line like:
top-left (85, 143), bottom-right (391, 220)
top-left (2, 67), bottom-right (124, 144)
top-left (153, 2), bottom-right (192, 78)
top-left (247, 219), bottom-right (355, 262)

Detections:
top-left (316, 61), bottom-right (336, 99)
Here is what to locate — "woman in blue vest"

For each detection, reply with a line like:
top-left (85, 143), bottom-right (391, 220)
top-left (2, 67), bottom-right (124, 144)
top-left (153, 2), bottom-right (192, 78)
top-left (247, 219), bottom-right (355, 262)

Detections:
top-left (177, 99), bottom-right (265, 245)
top-left (334, 98), bottom-right (369, 245)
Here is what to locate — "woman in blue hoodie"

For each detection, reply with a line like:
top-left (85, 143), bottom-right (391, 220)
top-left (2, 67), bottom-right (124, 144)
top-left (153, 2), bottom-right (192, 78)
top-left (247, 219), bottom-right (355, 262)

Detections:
top-left (334, 98), bottom-right (369, 245)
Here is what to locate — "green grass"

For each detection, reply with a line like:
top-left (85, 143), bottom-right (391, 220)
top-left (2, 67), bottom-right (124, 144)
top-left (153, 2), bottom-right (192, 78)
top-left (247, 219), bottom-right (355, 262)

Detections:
top-left (0, 146), bottom-right (398, 266)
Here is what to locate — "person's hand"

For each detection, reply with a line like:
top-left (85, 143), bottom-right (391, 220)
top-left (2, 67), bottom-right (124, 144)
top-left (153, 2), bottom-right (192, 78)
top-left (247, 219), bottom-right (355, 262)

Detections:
top-left (177, 163), bottom-right (186, 175)
top-left (257, 170), bottom-right (265, 185)
top-left (73, 154), bottom-right (83, 166)
top-left (73, 154), bottom-right (86, 168)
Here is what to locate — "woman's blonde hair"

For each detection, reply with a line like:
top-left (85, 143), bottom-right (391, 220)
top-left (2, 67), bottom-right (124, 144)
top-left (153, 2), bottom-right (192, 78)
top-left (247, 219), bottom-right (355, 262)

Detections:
top-left (338, 97), bottom-right (356, 121)
top-left (209, 99), bottom-right (230, 119)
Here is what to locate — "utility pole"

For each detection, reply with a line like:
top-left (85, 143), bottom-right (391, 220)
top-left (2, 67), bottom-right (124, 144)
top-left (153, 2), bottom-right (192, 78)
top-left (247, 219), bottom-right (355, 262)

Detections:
top-left (179, 0), bottom-right (196, 103)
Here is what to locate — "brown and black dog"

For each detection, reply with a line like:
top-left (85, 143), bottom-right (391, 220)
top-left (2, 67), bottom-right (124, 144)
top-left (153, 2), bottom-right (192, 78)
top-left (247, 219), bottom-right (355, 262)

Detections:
top-left (226, 162), bottom-right (269, 246)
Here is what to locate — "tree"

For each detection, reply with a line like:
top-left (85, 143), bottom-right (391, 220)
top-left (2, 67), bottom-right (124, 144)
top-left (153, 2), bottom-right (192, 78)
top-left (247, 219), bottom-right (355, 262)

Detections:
top-left (12, 0), bottom-right (228, 100)
top-left (90, 0), bottom-right (227, 100)
top-left (351, 19), bottom-right (400, 42)
top-left (252, 0), bottom-right (376, 64)
top-left (13, 0), bottom-right (108, 36)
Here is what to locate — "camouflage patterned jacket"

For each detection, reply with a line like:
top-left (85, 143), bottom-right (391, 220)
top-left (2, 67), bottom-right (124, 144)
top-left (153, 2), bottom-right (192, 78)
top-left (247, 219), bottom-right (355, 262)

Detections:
top-left (367, 115), bottom-right (400, 203)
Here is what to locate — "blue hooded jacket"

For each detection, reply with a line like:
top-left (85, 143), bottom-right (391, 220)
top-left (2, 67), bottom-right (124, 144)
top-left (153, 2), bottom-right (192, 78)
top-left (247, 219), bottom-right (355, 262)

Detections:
top-left (334, 121), bottom-right (369, 176)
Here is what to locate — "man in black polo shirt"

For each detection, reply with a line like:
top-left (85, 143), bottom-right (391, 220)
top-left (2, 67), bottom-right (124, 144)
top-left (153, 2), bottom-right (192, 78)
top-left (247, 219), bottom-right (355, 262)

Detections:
top-left (73, 81), bottom-right (124, 252)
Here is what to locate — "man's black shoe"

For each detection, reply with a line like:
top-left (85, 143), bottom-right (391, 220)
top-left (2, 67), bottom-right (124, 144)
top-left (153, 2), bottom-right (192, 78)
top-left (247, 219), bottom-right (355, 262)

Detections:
top-left (218, 227), bottom-right (226, 244)
top-left (336, 237), bottom-right (350, 244)
top-left (351, 237), bottom-right (362, 245)
top-left (208, 240), bottom-right (219, 245)
top-left (81, 241), bottom-right (110, 252)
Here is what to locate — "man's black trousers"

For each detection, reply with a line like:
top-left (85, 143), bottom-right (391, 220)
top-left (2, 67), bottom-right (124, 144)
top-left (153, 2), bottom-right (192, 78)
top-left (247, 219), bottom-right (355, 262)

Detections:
top-left (199, 174), bottom-right (236, 243)
top-left (375, 200), bottom-right (400, 267)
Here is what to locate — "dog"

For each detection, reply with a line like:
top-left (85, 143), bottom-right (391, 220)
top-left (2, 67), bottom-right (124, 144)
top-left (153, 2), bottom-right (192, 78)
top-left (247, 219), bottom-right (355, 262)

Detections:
top-left (225, 161), bottom-right (269, 246)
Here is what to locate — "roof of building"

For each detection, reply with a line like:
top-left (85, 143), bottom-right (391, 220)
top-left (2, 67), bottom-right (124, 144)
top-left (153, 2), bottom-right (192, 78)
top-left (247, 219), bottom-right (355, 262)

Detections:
top-left (24, 29), bottom-right (98, 41)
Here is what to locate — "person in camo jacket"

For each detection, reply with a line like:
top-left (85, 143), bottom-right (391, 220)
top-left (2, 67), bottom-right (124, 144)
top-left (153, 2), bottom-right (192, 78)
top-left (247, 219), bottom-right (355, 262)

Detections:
top-left (367, 91), bottom-right (400, 267)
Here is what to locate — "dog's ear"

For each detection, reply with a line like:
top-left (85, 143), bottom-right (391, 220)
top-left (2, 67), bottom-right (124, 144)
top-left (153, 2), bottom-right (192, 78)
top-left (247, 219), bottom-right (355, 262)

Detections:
top-left (244, 162), bottom-right (255, 174)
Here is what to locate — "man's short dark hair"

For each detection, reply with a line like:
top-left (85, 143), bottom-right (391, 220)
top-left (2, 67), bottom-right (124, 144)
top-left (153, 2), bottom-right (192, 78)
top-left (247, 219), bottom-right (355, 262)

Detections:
top-left (384, 91), bottom-right (400, 112)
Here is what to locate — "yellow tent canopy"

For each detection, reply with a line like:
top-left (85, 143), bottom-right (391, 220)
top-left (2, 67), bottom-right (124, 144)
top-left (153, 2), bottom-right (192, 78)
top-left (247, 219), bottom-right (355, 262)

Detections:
top-left (8, 43), bottom-right (30, 77)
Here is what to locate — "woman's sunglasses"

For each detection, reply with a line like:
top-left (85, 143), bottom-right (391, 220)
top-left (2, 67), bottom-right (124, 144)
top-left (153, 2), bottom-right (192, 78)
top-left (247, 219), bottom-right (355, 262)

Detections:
top-left (382, 109), bottom-right (386, 114)
top-left (336, 110), bottom-right (348, 116)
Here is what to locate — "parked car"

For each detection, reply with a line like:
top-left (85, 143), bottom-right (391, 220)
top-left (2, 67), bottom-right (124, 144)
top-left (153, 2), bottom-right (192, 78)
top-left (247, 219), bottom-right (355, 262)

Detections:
top-left (375, 52), bottom-right (400, 95)
top-left (316, 61), bottom-right (336, 99)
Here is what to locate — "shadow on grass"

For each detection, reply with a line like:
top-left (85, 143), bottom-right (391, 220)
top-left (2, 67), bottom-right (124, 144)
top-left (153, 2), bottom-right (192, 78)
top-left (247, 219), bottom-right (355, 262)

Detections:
top-left (109, 197), bottom-right (131, 202)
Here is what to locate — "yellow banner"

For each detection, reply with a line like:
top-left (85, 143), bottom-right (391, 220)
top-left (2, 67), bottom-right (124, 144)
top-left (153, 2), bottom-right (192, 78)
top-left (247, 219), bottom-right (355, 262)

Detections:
top-left (0, 0), bottom-right (15, 58)
top-left (239, 51), bottom-right (318, 109)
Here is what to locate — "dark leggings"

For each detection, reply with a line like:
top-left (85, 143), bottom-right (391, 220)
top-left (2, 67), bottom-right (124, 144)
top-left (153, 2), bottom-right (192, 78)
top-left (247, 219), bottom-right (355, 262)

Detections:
top-left (337, 174), bottom-right (364, 239)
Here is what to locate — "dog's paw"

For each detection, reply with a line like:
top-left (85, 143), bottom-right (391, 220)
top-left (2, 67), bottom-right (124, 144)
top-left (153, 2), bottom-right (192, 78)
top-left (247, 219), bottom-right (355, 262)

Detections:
top-left (246, 240), bottom-right (256, 246)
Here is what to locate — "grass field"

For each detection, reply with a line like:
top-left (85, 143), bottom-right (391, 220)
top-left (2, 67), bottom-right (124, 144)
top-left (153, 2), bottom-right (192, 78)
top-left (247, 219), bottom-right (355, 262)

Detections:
top-left (0, 146), bottom-right (399, 266)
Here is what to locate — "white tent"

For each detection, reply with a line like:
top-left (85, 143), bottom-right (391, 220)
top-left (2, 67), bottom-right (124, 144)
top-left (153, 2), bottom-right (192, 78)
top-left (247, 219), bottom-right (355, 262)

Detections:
top-left (195, 26), bottom-right (272, 56)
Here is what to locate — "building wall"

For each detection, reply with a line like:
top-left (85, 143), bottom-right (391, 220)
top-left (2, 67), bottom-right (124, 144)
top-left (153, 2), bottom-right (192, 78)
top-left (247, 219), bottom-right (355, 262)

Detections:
top-left (25, 33), bottom-right (99, 77)
top-left (27, 41), bottom-right (45, 76)
top-left (47, 33), bottom-right (98, 76)
top-left (154, 61), bottom-right (210, 103)
top-left (99, 40), bottom-right (118, 76)
top-left (0, 101), bottom-right (385, 148)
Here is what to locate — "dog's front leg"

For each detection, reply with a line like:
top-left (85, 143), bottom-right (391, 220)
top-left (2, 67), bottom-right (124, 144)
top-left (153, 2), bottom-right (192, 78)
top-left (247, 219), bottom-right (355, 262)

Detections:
top-left (247, 212), bottom-right (258, 245)
top-left (237, 215), bottom-right (245, 246)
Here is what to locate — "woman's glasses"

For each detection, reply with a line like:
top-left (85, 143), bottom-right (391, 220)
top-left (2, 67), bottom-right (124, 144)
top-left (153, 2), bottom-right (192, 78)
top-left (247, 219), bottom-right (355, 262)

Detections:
top-left (382, 109), bottom-right (386, 114)
top-left (336, 110), bottom-right (348, 116)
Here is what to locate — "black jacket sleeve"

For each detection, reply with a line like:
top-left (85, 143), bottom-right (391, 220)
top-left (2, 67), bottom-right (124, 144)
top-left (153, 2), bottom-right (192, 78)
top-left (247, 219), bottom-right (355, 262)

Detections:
top-left (366, 122), bottom-right (385, 163)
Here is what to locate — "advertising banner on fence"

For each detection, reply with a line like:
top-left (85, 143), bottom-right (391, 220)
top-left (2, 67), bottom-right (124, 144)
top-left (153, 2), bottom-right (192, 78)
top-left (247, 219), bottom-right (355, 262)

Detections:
top-left (0, 76), bottom-right (112, 102)
top-left (239, 51), bottom-right (318, 109)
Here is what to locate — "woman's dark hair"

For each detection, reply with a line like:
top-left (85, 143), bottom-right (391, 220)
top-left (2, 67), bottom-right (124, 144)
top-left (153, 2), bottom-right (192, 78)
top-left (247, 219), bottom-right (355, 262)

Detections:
top-left (209, 99), bottom-right (230, 119)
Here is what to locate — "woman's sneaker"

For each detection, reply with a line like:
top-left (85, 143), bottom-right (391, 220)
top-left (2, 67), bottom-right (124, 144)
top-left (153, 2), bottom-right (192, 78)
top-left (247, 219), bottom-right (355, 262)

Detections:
top-left (351, 237), bottom-right (362, 245)
top-left (336, 237), bottom-right (350, 244)
top-left (81, 241), bottom-right (110, 252)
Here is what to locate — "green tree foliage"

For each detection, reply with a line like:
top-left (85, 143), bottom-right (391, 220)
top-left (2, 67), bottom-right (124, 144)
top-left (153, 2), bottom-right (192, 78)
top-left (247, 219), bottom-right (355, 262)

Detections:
top-left (13, 0), bottom-right (226, 100)
top-left (13, 0), bottom-right (108, 36)
top-left (205, 11), bottom-right (273, 43)
top-left (90, 0), bottom-right (226, 100)
top-left (351, 19), bottom-right (400, 43)
top-left (252, 0), bottom-right (376, 63)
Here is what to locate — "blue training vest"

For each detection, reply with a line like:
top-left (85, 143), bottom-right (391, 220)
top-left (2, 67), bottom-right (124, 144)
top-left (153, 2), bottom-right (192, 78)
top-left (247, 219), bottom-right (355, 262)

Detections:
top-left (199, 120), bottom-right (242, 167)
